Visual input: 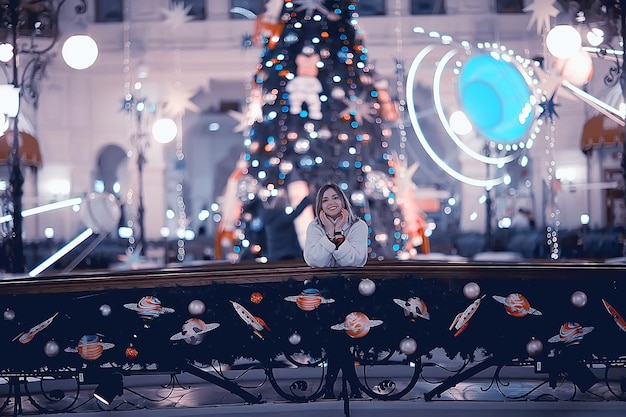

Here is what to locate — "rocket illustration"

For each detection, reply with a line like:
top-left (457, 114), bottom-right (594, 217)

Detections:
top-left (449, 295), bottom-right (485, 337)
top-left (230, 300), bottom-right (271, 339)
top-left (602, 299), bottom-right (626, 332)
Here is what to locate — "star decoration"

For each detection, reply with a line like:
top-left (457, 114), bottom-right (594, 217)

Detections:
top-left (293, 0), bottom-right (333, 20)
top-left (228, 110), bottom-right (249, 133)
top-left (538, 90), bottom-right (560, 122)
top-left (242, 34), bottom-right (253, 49)
top-left (161, 86), bottom-right (200, 118)
top-left (161, 3), bottom-right (194, 30)
top-left (339, 92), bottom-right (376, 124)
top-left (227, 86), bottom-right (265, 132)
top-left (524, 0), bottom-right (560, 35)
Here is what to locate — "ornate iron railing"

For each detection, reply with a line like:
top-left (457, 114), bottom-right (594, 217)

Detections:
top-left (0, 260), bottom-right (625, 414)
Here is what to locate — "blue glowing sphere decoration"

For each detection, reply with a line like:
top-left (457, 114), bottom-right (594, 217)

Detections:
top-left (458, 54), bottom-right (534, 144)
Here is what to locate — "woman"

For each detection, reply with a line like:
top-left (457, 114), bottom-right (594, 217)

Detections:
top-left (304, 183), bottom-right (368, 267)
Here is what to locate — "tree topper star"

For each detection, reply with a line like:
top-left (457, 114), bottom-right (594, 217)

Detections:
top-left (161, 3), bottom-right (194, 30)
top-left (524, 0), bottom-right (560, 35)
top-left (293, 0), bottom-right (332, 19)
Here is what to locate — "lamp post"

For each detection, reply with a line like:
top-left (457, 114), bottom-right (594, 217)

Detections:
top-left (129, 97), bottom-right (151, 256)
top-left (0, 0), bottom-right (95, 273)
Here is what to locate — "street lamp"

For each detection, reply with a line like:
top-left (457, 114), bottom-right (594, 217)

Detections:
top-left (0, 0), bottom-right (98, 273)
top-left (125, 89), bottom-right (176, 256)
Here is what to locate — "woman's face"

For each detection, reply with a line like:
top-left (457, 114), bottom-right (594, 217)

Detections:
top-left (321, 188), bottom-right (344, 219)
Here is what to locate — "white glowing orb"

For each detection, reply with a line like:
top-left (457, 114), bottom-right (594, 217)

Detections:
top-left (546, 25), bottom-right (581, 59)
top-left (586, 28), bottom-right (604, 47)
top-left (152, 118), bottom-right (177, 143)
top-left (62, 35), bottom-right (99, 70)
top-left (0, 43), bottom-right (14, 62)
top-left (449, 111), bottom-right (472, 135)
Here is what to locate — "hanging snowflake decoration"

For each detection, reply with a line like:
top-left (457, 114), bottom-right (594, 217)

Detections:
top-left (538, 90), bottom-right (561, 122)
top-left (161, 86), bottom-right (200, 118)
top-left (339, 92), bottom-right (376, 124)
top-left (524, 0), bottom-right (560, 35)
top-left (161, 2), bottom-right (194, 30)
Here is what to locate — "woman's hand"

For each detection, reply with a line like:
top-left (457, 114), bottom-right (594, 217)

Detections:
top-left (319, 211), bottom-right (334, 235)
top-left (334, 208), bottom-right (349, 231)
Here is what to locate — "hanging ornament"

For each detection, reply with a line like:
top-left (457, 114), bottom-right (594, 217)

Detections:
top-left (463, 282), bottom-right (481, 299)
top-left (250, 292), bottom-right (264, 304)
top-left (125, 344), bottom-right (139, 360)
top-left (358, 278), bottom-right (376, 296)
top-left (99, 304), bottom-right (112, 317)
top-left (188, 299), bottom-right (206, 315)
top-left (288, 332), bottom-right (302, 345)
top-left (4, 309), bottom-right (15, 321)
top-left (571, 291), bottom-right (588, 308)
top-left (44, 340), bottom-right (60, 357)
top-left (525, 338), bottom-right (543, 357)
top-left (399, 337), bottom-right (417, 355)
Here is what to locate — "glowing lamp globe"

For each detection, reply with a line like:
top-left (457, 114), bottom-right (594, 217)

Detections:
top-left (0, 84), bottom-right (19, 117)
top-left (62, 35), bottom-right (98, 70)
top-left (546, 25), bottom-right (581, 59)
top-left (152, 118), bottom-right (177, 143)
top-left (0, 43), bottom-right (14, 62)
top-left (458, 54), bottom-right (534, 144)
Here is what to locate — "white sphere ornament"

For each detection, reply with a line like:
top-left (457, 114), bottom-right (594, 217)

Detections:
top-left (546, 25), bottom-right (581, 59)
top-left (99, 304), bottom-right (112, 317)
top-left (288, 332), bottom-right (302, 345)
top-left (62, 35), bottom-right (98, 70)
top-left (463, 282), bottom-right (481, 299)
top-left (152, 118), bottom-right (178, 144)
top-left (358, 278), bottom-right (376, 296)
top-left (4, 309), bottom-right (15, 321)
top-left (399, 337), bottom-right (417, 355)
top-left (44, 340), bottom-right (60, 357)
top-left (188, 299), bottom-right (206, 316)
top-left (571, 291), bottom-right (588, 308)
top-left (526, 338), bottom-right (543, 357)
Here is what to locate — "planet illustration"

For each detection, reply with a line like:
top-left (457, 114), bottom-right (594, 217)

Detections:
top-left (284, 288), bottom-right (335, 312)
top-left (170, 318), bottom-right (220, 345)
top-left (393, 297), bottom-right (430, 320)
top-left (64, 334), bottom-right (115, 360)
top-left (331, 312), bottom-right (383, 338)
top-left (492, 293), bottom-right (542, 317)
top-left (13, 312), bottom-right (58, 344)
top-left (124, 295), bottom-right (175, 319)
top-left (548, 322), bottom-right (594, 346)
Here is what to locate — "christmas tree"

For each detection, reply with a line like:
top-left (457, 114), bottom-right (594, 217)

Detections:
top-left (228, 0), bottom-right (413, 262)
